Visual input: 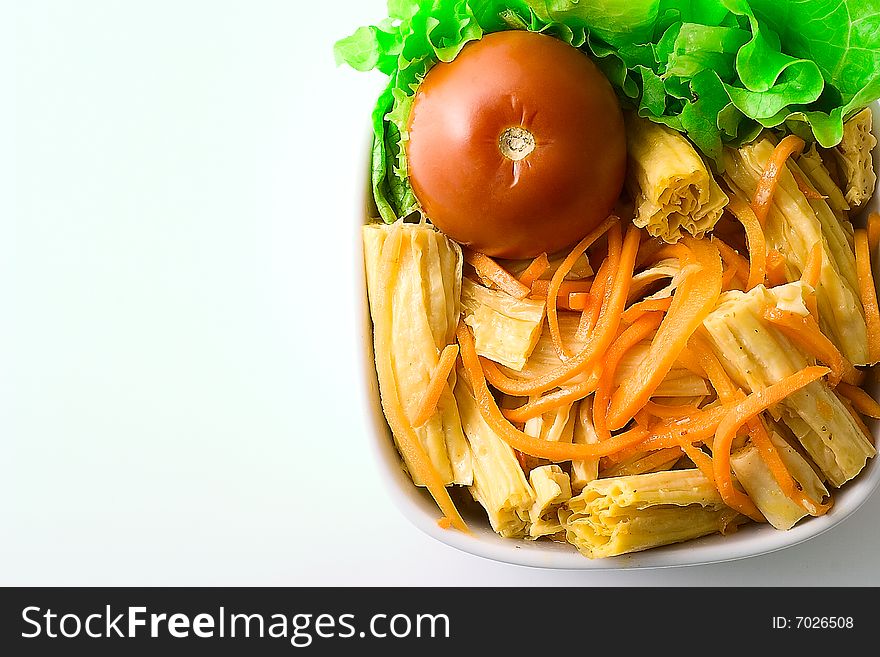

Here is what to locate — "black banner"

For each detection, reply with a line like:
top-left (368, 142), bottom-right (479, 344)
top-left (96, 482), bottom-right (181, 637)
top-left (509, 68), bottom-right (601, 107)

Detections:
top-left (0, 587), bottom-right (873, 654)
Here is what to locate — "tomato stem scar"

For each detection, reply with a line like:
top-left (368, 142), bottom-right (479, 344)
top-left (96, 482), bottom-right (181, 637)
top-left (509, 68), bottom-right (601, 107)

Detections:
top-left (499, 126), bottom-right (535, 161)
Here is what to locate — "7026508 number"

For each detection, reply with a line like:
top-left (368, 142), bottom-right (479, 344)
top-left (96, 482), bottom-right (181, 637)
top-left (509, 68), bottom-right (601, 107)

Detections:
top-left (796, 617), bottom-right (853, 629)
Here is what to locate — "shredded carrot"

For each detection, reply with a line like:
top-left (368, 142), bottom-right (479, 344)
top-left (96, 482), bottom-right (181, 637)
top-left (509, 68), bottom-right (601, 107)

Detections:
top-left (601, 447), bottom-right (683, 477)
top-left (530, 279), bottom-right (594, 298)
top-left (713, 236), bottom-right (751, 289)
top-left (621, 297), bottom-right (672, 324)
top-left (836, 381), bottom-right (880, 419)
top-left (592, 312), bottom-right (665, 440)
top-left (567, 292), bottom-right (595, 312)
top-left (854, 228), bottom-right (880, 363)
top-left (676, 345), bottom-right (708, 378)
top-left (761, 307), bottom-right (860, 386)
top-left (576, 257), bottom-right (610, 340)
top-left (687, 333), bottom-right (739, 403)
top-left (608, 404), bottom-right (728, 463)
top-left (502, 370), bottom-right (602, 423)
top-left (800, 242), bottom-right (822, 288)
top-left (643, 400), bottom-right (703, 418)
top-left (477, 223), bottom-right (639, 396)
top-left (726, 195), bottom-right (766, 291)
top-left (803, 294), bottom-right (819, 321)
top-left (517, 252), bottom-right (550, 288)
top-left (748, 418), bottom-right (832, 516)
top-left (465, 250), bottom-right (530, 299)
top-left (751, 134), bottom-right (806, 225)
top-left (682, 337), bottom-right (788, 510)
top-left (547, 216), bottom-right (618, 359)
top-left (374, 229), bottom-right (467, 533)
top-left (649, 243), bottom-right (693, 265)
top-left (765, 249), bottom-right (788, 287)
top-left (436, 517), bottom-right (453, 530)
top-left (532, 290), bottom-right (597, 311)
top-left (838, 393), bottom-right (875, 440)
top-left (575, 301), bottom-right (600, 340)
top-left (679, 441), bottom-right (716, 483)
top-left (606, 237), bottom-right (723, 430)
top-left (456, 321), bottom-right (650, 461)
top-left (633, 409), bottom-right (655, 429)
top-left (713, 365), bottom-right (829, 522)
top-left (868, 212), bottom-right (880, 256)
top-left (791, 169), bottom-right (826, 200)
top-left (411, 344), bottom-right (459, 428)
top-left (721, 262), bottom-right (740, 291)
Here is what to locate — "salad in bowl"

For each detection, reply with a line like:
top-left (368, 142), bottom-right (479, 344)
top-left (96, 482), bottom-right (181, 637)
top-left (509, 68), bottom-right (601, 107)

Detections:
top-left (337, 0), bottom-right (880, 561)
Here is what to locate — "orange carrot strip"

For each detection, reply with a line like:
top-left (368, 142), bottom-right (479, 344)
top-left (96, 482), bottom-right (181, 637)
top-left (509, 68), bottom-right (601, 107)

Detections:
top-left (687, 333), bottom-right (739, 403)
top-left (478, 224), bottom-right (639, 396)
top-left (411, 344), bottom-right (459, 428)
top-left (374, 230), bottom-right (467, 532)
top-left (712, 236), bottom-right (750, 291)
top-left (621, 297), bottom-right (673, 324)
top-left (854, 228), bottom-right (880, 363)
top-left (530, 279), bottom-right (594, 298)
top-left (801, 242), bottom-right (822, 288)
top-left (567, 292), bottom-right (594, 311)
top-left (727, 195), bottom-right (766, 291)
top-left (675, 345), bottom-right (707, 378)
top-left (765, 249), bottom-right (788, 287)
top-left (839, 393), bottom-right (875, 440)
top-left (465, 250), bottom-right (530, 299)
top-left (868, 212), bottom-right (880, 255)
top-left (576, 256), bottom-right (610, 340)
top-left (535, 292), bottom-right (597, 312)
top-left (606, 237), bottom-right (723, 430)
top-left (601, 447), bottom-right (684, 477)
top-left (713, 365), bottom-right (830, 522)
top-left (836, 382), bottom-right (880, 419)
top-left (748, 418), bottom-right (832, 516)
top-left (713, 237), bottom-right (750, 278)
top-left (502, 370), bottom-right (602, 423)
top-left (608, 404), bottom-right (729, 463)
top-left (643, 400), bottom-right (703, 418)
top-left (804, 295), bottom-right (819, 321)
top-left (547, 216), bottom-right (618, 359)
top-left (456, 321), bottom-right (650, 461)
top-left (721, 262), bottom-right (740, 291)
top-left (593, 312), bottom-right (665, 440)
top-left (649, 243), bottom-right (692, 265)
top-left (751, 134), bottom-right (806, 226)
top-left (683, 336), bottom-right (779, 507)
top-left (517, 252), bottom-right (550, 288)
top-left (791, 169), bottom-right (826, 200)
top-left (633, 409), bottom-right (655, 429)
top-left (762, 307), bottom-right (860, 386)
top-left (679, 441), bottom-right (716, 483)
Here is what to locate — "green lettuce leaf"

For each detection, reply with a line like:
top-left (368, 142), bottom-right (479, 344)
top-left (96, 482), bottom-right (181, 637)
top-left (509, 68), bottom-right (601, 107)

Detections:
top-left (336, 0), bottom-right (880, 221)
top-left (749, 0), bottom-right (880, 116)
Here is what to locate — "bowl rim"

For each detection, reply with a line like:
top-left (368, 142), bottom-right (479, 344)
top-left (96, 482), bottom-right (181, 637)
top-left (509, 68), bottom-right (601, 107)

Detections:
top-left (354, 101), bottom-right (880, 570)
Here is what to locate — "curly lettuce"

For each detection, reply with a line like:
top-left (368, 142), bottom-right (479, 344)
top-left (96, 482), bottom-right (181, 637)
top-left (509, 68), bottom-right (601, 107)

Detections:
top-left (335, 0), bottom-right (880, 222)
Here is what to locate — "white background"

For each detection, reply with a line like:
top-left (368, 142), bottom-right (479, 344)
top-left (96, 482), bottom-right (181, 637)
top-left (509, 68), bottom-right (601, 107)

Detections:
top-left (3, 0), bottom-right (879, 586)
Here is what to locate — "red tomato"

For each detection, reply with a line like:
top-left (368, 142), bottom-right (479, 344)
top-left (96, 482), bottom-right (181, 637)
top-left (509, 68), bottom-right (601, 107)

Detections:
top-left (406, 30), bottom-right (627, 259)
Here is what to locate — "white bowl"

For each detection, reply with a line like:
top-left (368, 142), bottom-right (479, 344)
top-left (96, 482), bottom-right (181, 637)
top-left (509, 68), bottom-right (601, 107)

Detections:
top-left (356, 101), bottom-right (880, 569)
